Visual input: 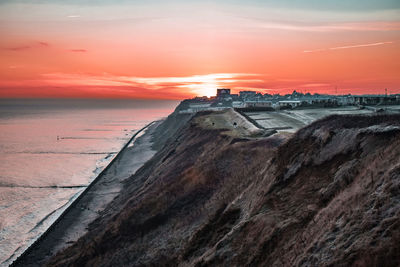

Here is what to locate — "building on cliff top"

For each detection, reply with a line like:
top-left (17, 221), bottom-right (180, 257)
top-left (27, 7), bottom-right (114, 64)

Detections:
top-left (217, 88), bottom-right (231, 98)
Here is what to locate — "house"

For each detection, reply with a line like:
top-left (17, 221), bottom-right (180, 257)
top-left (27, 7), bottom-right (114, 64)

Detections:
top-left (239, 91), bottom-right (257, 99)
top-left (244, 100), bottom-right (272, 108)
top-left (278, 100), bottom-right (301, 108)
top-left (216, 88), bottom-right (231, 98)
top-left (353, 95), bottom-right (400, 105)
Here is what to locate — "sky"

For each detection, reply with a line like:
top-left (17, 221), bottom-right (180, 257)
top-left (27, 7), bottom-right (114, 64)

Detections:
top-left (0, 0), bottom-right (399, 99)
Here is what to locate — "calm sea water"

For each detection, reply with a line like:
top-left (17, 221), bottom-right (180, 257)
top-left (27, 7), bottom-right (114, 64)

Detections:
top-left (0, 98), bottom-right (178, 266)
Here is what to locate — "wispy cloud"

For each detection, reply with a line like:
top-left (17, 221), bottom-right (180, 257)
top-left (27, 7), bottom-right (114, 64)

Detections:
top-left (38, 41), bottom-right (49, 46)
top-left (304, 41), bottom-right (394, 53)
top-left (250, 20), bottom-right (400, 32)
top-left (69, 49), bottom-right (87, 52)
top-left (300, 83), bottom-right (332, 87)
top-left (40, 73), bottom-right (262, 97)
top-left (4, 41), bottom-right (49, 51)
top-left (5, 45), bottom-right (32, 51)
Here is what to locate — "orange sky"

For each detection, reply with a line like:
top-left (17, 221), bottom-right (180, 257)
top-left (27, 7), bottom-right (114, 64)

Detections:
top-left (0, 1), bottom-right (399, 99)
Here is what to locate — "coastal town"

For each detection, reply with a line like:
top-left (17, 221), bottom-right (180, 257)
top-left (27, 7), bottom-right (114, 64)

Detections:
top-left (179, 88), bottom-right (400, 113)
top-left (176, 88), bottom-right (400, 134)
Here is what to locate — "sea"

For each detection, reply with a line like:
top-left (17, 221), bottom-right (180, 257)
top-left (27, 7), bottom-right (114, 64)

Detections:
top-left (0, 98), bottom-right (179, 266)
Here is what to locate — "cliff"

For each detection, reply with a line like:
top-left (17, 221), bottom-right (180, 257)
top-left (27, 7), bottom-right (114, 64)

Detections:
top-left (47, 110), bottom-right (400, 267)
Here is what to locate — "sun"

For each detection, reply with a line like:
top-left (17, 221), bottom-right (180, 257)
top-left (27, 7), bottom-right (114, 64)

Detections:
top-left (181, 82), bottom-right (218, 98)
top-left (175, 73), bottom-right (239, 98)
top-left (197, 84), bottom-right (218, 98)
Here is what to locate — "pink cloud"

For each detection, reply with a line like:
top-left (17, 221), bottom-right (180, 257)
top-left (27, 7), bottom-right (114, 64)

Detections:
top-left (38, 41), bottom-right (49, 47)
top-left (4, 41), bottom-right (49, 51)
top-left (69, 49), bottom-right (87, 52)
top-left (5, 45), bottom-right (32, 51)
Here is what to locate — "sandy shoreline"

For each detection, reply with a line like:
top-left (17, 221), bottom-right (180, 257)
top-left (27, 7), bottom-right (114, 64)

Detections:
top-left (10, 121), bottom-right (161, 267)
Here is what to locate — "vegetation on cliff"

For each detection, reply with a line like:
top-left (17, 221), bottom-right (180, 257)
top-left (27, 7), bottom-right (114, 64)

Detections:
top-left (48, 110), bottom-right (400, 266)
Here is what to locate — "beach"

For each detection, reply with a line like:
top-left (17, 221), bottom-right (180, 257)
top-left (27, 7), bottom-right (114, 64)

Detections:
top-left (11, 121), bottom-right (161, 266)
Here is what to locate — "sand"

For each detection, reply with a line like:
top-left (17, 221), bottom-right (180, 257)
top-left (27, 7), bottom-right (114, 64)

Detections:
top-left (11, 121), bottom-right (161, 267)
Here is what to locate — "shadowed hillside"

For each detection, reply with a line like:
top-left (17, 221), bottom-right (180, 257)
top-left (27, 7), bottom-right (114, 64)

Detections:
top-left (47, 111), bottom-right (400, 267)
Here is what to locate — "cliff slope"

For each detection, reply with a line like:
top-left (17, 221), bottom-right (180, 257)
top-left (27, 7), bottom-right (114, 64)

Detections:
top-left (48, 111), bottom-right (400, 267)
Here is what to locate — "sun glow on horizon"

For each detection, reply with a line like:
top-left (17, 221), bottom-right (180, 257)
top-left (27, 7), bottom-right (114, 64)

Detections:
top-left (0, 1), bottom-right (399, 98)
top-left (184, 83), bottom-right (218, 98)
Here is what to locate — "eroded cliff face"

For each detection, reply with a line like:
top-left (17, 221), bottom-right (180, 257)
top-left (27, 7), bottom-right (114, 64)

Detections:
top-left (48, 111), bottom-right (400, 267)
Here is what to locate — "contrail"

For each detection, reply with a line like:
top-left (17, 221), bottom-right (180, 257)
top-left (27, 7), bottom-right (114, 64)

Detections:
top-left (304, 41), bottom-right (394, 53)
